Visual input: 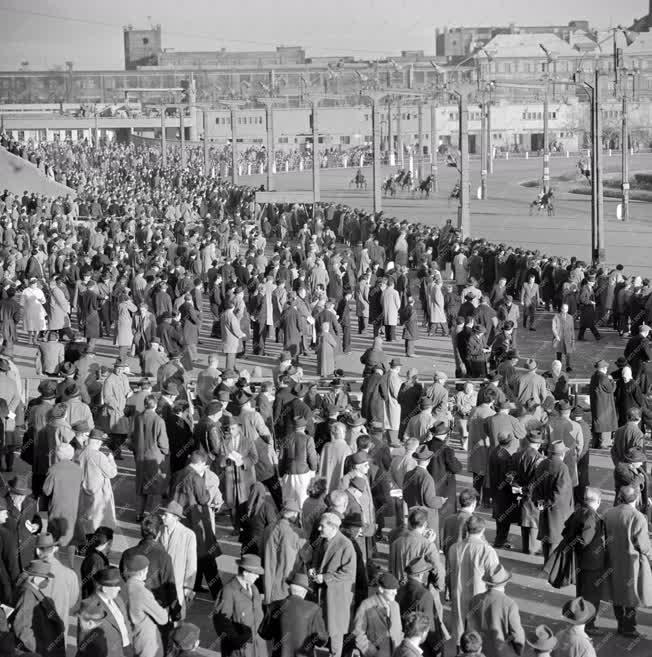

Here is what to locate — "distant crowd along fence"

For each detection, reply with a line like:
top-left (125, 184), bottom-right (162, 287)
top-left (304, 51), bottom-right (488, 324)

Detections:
top-left (21, 375), bottom-right (592, 411)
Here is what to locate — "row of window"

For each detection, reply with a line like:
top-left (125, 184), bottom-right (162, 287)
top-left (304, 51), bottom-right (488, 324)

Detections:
top-left (522, 111), bottom-right (558, 121)
top-left (215, 116), bottom-right (265, 125)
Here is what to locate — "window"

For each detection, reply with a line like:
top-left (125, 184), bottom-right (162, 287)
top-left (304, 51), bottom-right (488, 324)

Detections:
top-left (278, 136), bottom-right (288, 143)
top-left (340, 136), bottom-right (350, 145)
top-left (552, 111), bottom-right (557, 119)
top-left (364, 114), bottom-right (369, 121)
top-left (18, 130), bottom-right (24, 140)
top-left (364, 135), bottom-right (372, 142)
top-left (143, 38), bottom-right (149, 45)
top-left (77, 130), bottom-right (84, 140)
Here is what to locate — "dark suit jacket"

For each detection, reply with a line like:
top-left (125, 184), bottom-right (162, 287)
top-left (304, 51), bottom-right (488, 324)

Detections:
top-left (396, 579), bottom-right (445, 654)
top-left (427, 438), bottom-right (462, 524)
top-left (562, 505), bottom-right (606, 572)
top-left (278, 594), bottom-right (328, 657)
top-left (81, 592), bottom-right (132, 657)
top-left (80, 548), bottom-right (109, 600)
top-left (403, 467), bottom-right (445, 532)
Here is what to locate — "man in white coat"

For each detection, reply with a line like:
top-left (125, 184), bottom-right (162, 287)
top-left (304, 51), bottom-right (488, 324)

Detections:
top-left (159, 500), bottom-right (197, 619)
top-left (380, 358), bottom-right (403, 446)
top-left (77, 429), bottom-right (118, 537)
top-left (381, 278), bottom-right (401, 342)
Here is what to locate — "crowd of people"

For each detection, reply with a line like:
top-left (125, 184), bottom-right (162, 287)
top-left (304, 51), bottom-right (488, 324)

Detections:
top-left (0, 131), bottom-right (651, 657)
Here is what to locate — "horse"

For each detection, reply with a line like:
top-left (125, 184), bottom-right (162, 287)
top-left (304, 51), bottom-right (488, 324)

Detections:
top-left (448, 183), bottom-right (460, 206)
top-left (399, 171), bottom-right (413, 192)
top-left (382, 177), bottom-right (397, 197)
top-left (529, 190), bottom-right (554, 216)
top-left (418, 175), bottom-right (434, 198)
top-left (349, 173), bottom-right (367, 190)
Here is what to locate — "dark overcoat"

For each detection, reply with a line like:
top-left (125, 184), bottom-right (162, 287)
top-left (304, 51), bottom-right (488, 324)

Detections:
top-left (427, 438), bottom-right (462, 527)
top-left (403, 467), bottom-right (446, 532)
top-left (589, 371), bottom-right (618, 433)
top-left (511, 447), bottom-right (544, 528)
top-left (534, 457), bottom-right (574, 546)
top-left (133, 409), bottom-right (170, 496)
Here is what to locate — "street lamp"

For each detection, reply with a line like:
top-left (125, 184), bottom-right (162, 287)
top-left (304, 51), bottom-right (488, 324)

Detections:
top-left (446, 85), bottom-right (471, 237)
top-left (539, 43), bottom-right (554, 194)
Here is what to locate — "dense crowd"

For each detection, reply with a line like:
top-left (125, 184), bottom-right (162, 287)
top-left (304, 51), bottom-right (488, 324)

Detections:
top-left (0, 131), bottom-right (651, 657)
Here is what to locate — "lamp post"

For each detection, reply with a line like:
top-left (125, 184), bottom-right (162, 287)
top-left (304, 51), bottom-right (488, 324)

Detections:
top-left (430, 98), bottom-right (439, 191)
top-left (257, 97), bottom-right (282, 191)
top-left (539, 44), bottom-right (554, 194)
top-left (179, 109), bottom-right (186, 169)
top-left (417, 99), bottom-right (425, 181)
top-left (312, 98), bottom-right (320, 205)
top-left (219, 99), bottom-right (247, 185)
top-left (450, 88), bottom-right (471, 236)
top-left (202, 109), bottom-right (210, 174)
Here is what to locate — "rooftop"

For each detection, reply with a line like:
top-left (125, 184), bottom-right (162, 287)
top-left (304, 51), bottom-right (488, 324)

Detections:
top-left (479, 33), bottom-right (579, 59)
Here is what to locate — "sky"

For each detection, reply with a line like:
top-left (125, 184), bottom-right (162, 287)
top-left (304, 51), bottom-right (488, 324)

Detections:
top-left (0, 0), bottom-right (647, 70)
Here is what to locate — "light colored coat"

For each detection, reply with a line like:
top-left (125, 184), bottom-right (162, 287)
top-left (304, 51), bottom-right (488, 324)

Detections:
top-left (77, 446), bottom-right (117, 534)
top-left (319, 438), bottom-right (352, 492)
top-left (116, 300), bottom-right (138, 347)
top-left (381, 369), bottom-right (402, 432)
top-left (468, 404), bottom-right (496, 476)
top-left (604, 503), bottom-right (652, 607)
top-left (449, 534), bottom-right (500, 644)
top-left (263, 517), bottom-right (306, 603)
top-left (42, 459), bottom-right (82, 546)
top-left (221, 307), bottom-right (246, 354)
top-left (353, 594), bottom-right (403, 657)
top-left (552, 312), bottom-right (576, 354)
top-left (381, 287), bottom-right (401, 326)
top-left (428, 284), bottom-right (447, 324)
top-left (41, 555), bottom-right (80, 632)
top-left (47, 285), bottom-right (70, 331)
top-left (159, 520), bottom-right (197, 611)
top-left (356, 279), bottom-right (370, 318)
top-left (125, 577), bottom-right (169, 657)
top-left (102, 372), bottom-right (132, 434)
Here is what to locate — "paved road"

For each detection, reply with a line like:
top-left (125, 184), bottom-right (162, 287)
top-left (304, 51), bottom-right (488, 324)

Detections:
top-left (244, 153), bottom-right (652, 276)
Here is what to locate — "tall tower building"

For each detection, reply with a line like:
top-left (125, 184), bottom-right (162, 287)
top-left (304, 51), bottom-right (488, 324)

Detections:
top-left (123, 25), bottom-right (162, 70)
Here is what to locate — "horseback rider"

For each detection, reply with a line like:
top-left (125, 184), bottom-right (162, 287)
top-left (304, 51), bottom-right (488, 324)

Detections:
top-left (355, 168), bottom-right (363, 184)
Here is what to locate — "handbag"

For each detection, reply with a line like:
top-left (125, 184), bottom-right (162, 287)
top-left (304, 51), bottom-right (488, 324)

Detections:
top-left (543, 539), bottom-right (576, 588)
top-left (257, 605), bottom-right (276, 641)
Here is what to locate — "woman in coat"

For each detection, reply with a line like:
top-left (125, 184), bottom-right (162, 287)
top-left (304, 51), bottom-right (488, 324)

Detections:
top-left (401, 297), bottom-right (419, 357)
top-left (427, 281), bottom-right (447, 336)
top-left (355, 274), bottom-right (370, 334)
top-left (551, 304), bottom-right (575, 372)
top-left (21, 278), bottom-right (47, 343)
top-left (115, 293), bottom-right (138, 360)
top-left (47, 279), bottom-right (71, 333)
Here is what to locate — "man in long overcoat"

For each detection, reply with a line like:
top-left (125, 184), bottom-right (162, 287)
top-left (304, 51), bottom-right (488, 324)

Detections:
top-left (604, 485), bottom-right (652, 637)
top-left (560, 487), bottom-right (607, 634)
top-left (133, 394), bottom-right (170, 517)
top-left (467, 390), bottom-right (496, 506)
top-left (221, 301), bottom-right (246, 371)
top-left (310, 512), bottom-right (356, 657)
top-left (533, 441), bottom-right (574, 561)
top-left (10, 560), bottom-right (67, 657)
top-left (487, 433), bottom-right (519, 550)
top-left (589, 359), bottom-right (618, 449)
top-left (552, 303), bottom-right (576, 372)
top-left (78, 281), bottom-right (101, 351)
top-left (379, 359), bottom-right (402, 445)
top-left (0, 288), bottom-right (22, 355)
top-left (403, 446), bottom-right (447, 535)
top-left (381, 279), bottom-right (401, 342)
top-left (0, 497), bottom-right (19, 605)
top-left (179, 295), bottom-right (201, 365)
top-left (427, 423), bottom-right (462, 535)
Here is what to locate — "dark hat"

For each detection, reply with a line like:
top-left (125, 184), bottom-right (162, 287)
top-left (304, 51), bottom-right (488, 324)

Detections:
top-left (549, 440), bottom-right (567, 455)
top-left (623, 447), bottom-right (645, 463)
top-left (526, 428), bottom-right (543, 443)
top-left (222, 369), bottom-right (238, 379)
top-left (341, 512), bottom-right (364, 528)
top-left (161, 382), bottom-right (179, 397)
top-left (419, 397), bottom-right (434, 409)
top-left (72, 420), bottom-right (91, 433)
top-left (405, 556), bottom-right (431, 575)
top-left (78, 597), bottom-right (108, 622)
top-left (236, 553), bottom-right (264, 574)
top-left (38, 379), bottom-right (57, 399)
top-left (287, 572), bottom-right (310, 589)
top-left (330, 378), bottom-right (343, 388)
top-left (505, 349), bottom-right (519, 360)
top-left (233, 390), bottom-right (252, 406)
top-left (557, 399), bottom-right (571, 411)
top-left (345, 413), bottom-right (366, 427)
top-left (50, 402), bottom-right (67, 420)
top-left (25, 560), bottom-right (53, 579)
top-left (562, 596), bottom-right (596, 625)
top-left (615, 356), bottom-right (628, 367)
top-left (123, 554), bottom-right (149, 574)
top-left (9, 475), bottom-right (30, 495)
top-left (430, 421), bottom-right (449, 436)
top-left (526, 625), bottom-right (557, 652)
top-left (378, 573), bottom-right (399, 590)
top-left (35, 533), bottom-right (57, 549)
top-left (369, 420), bottom-right (384, 434)
top-left (526, 358), bottom-right (537, 370)
top-left (59, 361), bottom-right (77, 376)
top-left (390, 358), bottom-right (402, 368)
top-left (571, 406), bottom-right (585, 418)
top-left (95, 566), bottom-right (122, 587)
top-left (414, 445), bottom-right (433, 461)
top-left (220, 414), bottom-right (238, 427)
top-left (62, 381), bottom-right (81, 399)
top-left (89, 428), bottom-right (108, 442)
top-left (293, 415), bottom-right (308, 428)
top-left (0, 359), bottom-right (9, 373)
top-left (594, 359), bottom-right (609, 369)
top-left (159, 501), bottom-right (185, 518)
top-left (170, 623), bottom-right (200, 650)
top-left (351, 451), bottom-right (370, 465)
top-left (482, 564), bottom-right (512, 586)
top-left (159, 311), bottom-right (174, 320)
top-left (205, 400), bottom-right (222, 416)
top-left (291, 382), bottom-right (310, 397)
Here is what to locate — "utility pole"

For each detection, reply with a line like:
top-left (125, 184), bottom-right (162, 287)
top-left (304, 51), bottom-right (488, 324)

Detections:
top-left (622, 89), bottom-right (630, 222)
top-left (480, 92), bottom-right (487, 199)
top-left (486, 100), bottom-right (493, 174)
top-left (430, 99), bottom-right (439, 191)
top-left (372, 97), bottom-right (382, 212)
top-left (160, 106), bottom-right (167, 166)
top-left (386, 98), bottom-right (393, 165)
top-left (587, 70), bottom-right (605, 265)
top-left (312, 99), bottom-right (320, 205)
top-left (417, 99), bottom-right (425, 181)
top-left (220, 100), bottom-right (247, 185)
top-left (543, 79), bottom-right (550, 193)
top-left (202, 109), bottom-right (209, 175)
top-left (179, 109), bottom-right (186, 169)
top-left (457, 92), bottom-right (471, 236)
top-left (396, 99), bottom-right (403, 167)
top-left (258, 97), bottom-right (280, 191)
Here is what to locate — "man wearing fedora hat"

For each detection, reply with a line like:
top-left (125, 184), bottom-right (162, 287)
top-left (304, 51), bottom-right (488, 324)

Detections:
top-left (80, 527), bottom-right (113, 599)
top-left (396, 556), bottom-right (447, 657)
top-left (534, 440), bottom-right (574, 561)
top-left (278, 415), bottom-right (319, 510)
top-left (526, 624), bottom-right (556, 656)
top-left (404, 397), bottom-right (436, 444)
top-left (611, 407), bottom-right (645, 467)
top-left (76, 597), bottom-right (110, 657)
top-left (614, 447), bottom-right (651, 515)
top-left (158, 500), bottom-right (197, 618)
top-left (4, 474), bottom-right (42, 571)
top-left (213, 553), bottom-right (266, 657)
top-left (515, 360), bottom-right (548, 406)
top-left (588, 359), bottom-right (617, 449)
top-left (62, 381), bottom-right (94, 431)
top-left (102, 359), bottom-right (133, 458)
top-left (12, 559), bottom-right (66, 657)
top-left (379, 358), bottom-right (402, 446)
top-left (465, 565), bottom-right (524, 657)
top-left (274, 571), bottom-right (328, 657)
top-left (553, 597), bottom-right (597, 656)
top-left (427, 422), bottom-right (462, 535)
